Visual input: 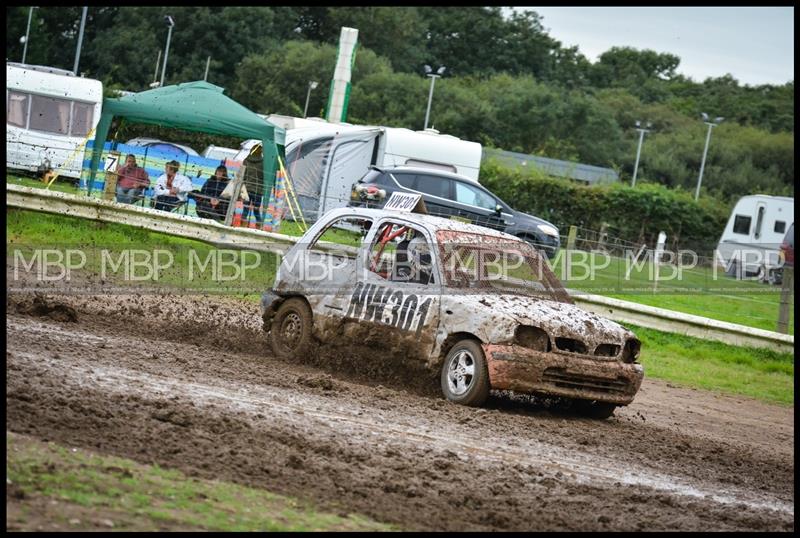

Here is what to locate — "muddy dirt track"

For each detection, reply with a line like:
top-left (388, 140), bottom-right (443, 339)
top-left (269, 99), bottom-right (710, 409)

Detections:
top-left (6, 290), bottom-right (794, 531)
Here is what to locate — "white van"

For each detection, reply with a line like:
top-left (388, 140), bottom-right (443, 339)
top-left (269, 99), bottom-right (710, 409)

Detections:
top-left (716, 194), bottom-right (794, 282)
top-left (6, 62), bottom-right (103, 180)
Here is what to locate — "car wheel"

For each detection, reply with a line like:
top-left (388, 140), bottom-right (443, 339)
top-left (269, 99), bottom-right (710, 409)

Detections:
top-left (440, 340), bottom-right (490, 407)
top-left (269, 297), bottom-right (313, 360)
top-left (573, 399), bottom-right (617, 420)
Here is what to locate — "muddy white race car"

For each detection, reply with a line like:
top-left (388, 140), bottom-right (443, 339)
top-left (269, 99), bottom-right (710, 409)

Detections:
top-left (261, 197), bottom-right (644, 419)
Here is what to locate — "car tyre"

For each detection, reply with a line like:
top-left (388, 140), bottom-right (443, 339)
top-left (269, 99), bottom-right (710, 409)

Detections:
top-left (440, 340), bottom-right (490, 407)
top-left (270, 297), bottom-right (313, 361)
top-left (574, 399), bottom-right (617, 420)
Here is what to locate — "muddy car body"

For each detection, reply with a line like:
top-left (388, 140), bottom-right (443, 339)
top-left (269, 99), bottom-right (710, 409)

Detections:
top-left (262, 207), bottom-right (643, 417)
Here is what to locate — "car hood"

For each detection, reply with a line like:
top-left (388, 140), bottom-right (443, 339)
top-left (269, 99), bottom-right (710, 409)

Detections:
top-left (446, 293), bottom-right (635, 346)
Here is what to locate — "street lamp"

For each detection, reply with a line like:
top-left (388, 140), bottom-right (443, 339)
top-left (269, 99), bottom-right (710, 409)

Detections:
top-left (695, 112), bottom-right (724, 201)
top-left (159, 15), bottom-right (175, 87)
top-left (423, 65), bottom-right (446, 130)
top-left (631, 120), bottom-right (652, 187)
top-left (73, 7), bottom-right (88, 76)
top-left (21, 6), bottom-right (35, 64)
top-left (303, 81), bottom-right (318, 118)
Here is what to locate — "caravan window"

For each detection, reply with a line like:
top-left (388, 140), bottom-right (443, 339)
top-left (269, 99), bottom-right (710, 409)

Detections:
top-left (70, 102), bottom-right (94, 137)
top-left (774, 221), bottom-right (786, 234)
top-left (7, 91), bottom-right (29, 128)
top-left (29, 94), bottom-right (71, 135)
top-left (732, 215), bottom-right (751, 235)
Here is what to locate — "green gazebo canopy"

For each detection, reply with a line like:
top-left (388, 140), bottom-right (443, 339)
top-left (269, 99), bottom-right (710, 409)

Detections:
top-left (88, 80), bottom-right (285, 193)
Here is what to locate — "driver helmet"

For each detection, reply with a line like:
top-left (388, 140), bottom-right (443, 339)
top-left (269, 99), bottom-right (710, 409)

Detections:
top-left (407, 234), bottom-right (432, 276)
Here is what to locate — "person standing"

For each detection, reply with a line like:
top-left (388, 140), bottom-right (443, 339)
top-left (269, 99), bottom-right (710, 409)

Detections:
top-left (241, 144), bottom-right (265, 226)
top-left (153, 160), bottom-right (193, 212)
top-left (115, 154), bottom-right (150, 204)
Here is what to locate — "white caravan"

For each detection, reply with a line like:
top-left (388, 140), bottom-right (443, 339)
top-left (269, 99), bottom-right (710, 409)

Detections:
top-left (231, 117), bottom-right (482, 220)
top-left (6, 62), bottom-right (103, 179)
top-left (716, 194), bottom-right (794, 282)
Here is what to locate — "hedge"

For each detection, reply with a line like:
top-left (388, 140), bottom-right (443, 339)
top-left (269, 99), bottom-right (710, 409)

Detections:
top-left (480, 159), bottom-right (731, 252)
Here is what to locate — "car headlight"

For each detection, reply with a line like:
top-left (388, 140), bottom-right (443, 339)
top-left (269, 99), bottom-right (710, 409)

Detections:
top-left (537, 224), bottom-right (559, 237)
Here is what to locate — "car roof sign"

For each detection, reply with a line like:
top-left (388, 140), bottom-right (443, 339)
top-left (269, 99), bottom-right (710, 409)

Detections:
top-left (384, 192), bottom-right (428, 214)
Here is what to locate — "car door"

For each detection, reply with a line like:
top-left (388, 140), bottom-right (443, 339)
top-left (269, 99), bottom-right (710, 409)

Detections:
top-left (289, 215), bottom-right (374, 338)
top-left (346, 217), bottom-right (442, 363)
top-left (451, 179), bottom-right (508, 231)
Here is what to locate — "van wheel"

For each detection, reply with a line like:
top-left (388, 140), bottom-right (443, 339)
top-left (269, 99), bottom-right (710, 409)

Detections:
top-left (269, 298), bottom-right (313, 360)
top-left (441, 340), bottom-right (490, 407)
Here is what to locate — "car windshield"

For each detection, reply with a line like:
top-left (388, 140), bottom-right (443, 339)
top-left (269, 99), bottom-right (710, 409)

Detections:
top-left (436, 230), bottom-right (572, 303)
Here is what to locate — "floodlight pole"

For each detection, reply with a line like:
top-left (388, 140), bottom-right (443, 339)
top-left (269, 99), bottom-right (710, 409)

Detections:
top-left (423, 74), bottom-right (440, 131)
top-left (631, 126), bottom-right (649, 187)
top-left (22, 7), bottom-right (34, 64)
top-left (695, 121), bottom-right (717, 201)
top-left (73, 7), bottom-right (88, 75)
top-left (203, 55), bottom-right (211, 81)
top-left (160, 17), bottom-right (174, 87)
top-left (303, 81), bottom-right (318, 118)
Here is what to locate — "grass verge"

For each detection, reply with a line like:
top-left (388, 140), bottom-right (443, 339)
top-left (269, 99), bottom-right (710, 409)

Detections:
top-left (631, 324), bottom-right (793, 405)
top-left (6, 432), bottom-right (392, 532)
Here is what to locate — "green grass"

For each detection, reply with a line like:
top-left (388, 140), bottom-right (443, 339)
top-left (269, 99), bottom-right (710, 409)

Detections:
top-left (551, 251), bottom-right (793, 335)
top-left (7, 172), bottom-right (81, 195)
top-left (7, 208), bottom-right (278, 297)
top-left (6, 432), bottom-right (393, 531)
top-left (632, 324), bottom-right (793, 405)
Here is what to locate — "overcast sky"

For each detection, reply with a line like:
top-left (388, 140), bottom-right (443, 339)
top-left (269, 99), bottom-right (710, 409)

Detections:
top-left (512, 7), bottom-right (794, 86)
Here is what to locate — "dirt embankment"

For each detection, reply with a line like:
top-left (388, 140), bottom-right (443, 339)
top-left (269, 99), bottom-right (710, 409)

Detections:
top-left (6, 291), bottom-right (794, 531)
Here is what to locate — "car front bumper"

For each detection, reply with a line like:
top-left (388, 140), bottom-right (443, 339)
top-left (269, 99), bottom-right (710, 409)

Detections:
top-left (483, 344), bottom-right (644, 405)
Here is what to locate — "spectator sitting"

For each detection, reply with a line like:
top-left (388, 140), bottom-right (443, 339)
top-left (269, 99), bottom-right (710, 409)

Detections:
top-left (115, 154), bottom-right (150, 204)
top-left (193, 165), bottom-right (230, 222)
top-left (153, 160), bottom-right (192, 212)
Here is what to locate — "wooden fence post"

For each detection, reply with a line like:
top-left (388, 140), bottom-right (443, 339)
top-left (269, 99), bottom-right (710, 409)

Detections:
top-left (777, 266), bottom-right (794, 334)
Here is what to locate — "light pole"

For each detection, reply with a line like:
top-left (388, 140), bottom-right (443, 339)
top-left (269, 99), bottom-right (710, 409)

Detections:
top-left (303, 81), bottom-right (318, 118)
top-left (21, 6), bottom-right (35, 64)
top-left (423, 65), bottom-right (445, 130)
top-left (631, 120), bottom-right (652, 187)
top-left (695, 112), bottom-right (724, 201)
top-left (159, 15), bottom-right (175, 87)
top-left (73, 6), bottom-right (88, 75)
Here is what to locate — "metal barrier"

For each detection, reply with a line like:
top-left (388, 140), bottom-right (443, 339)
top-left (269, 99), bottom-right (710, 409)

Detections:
top-left (6, 183), bottom-right (794, 353)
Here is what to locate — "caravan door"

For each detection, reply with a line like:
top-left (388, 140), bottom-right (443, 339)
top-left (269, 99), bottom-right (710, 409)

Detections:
top-left (318, 130), bottom-right (381, 216)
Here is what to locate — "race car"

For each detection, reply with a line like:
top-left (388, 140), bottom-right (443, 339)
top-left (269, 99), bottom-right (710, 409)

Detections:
top-left (261, 203), bottom-right (643, 419)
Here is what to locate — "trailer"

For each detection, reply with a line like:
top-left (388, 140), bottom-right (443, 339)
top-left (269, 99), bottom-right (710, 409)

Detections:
top-left (6, 62), bottom-right (103, 180)
top-left (716, 194), bottom-right (794, 283)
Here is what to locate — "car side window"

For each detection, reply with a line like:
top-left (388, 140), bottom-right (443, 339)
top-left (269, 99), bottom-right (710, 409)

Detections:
top-left (389, 173), bottom-right (416, 189)
top-left (454, 181), bottom-right (497, 210)
top-left (309, 216), bottom-right (373, 252)
top-left (368, 221), bottom-right (436, 285)
top-left (415, 175), bottom-right (451, 199)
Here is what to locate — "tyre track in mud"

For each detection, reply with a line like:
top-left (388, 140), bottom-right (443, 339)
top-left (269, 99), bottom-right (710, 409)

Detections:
top-left (5, 292), bottom-right (794, 531)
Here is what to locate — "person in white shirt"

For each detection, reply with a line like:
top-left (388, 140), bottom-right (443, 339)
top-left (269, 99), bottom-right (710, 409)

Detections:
top-left (153, 160), bottom-right (193, 212)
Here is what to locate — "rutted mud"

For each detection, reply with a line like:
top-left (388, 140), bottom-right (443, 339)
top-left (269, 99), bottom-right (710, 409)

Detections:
top-left (6, 291), bottom-right (794, 531)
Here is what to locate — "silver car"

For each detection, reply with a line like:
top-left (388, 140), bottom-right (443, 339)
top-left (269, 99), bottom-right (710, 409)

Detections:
top-left (261, 208), bottom-right (643, 418)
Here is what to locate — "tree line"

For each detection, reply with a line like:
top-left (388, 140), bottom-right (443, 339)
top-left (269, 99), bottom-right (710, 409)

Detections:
top-left (6, 6), bottom-right (794, 202)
